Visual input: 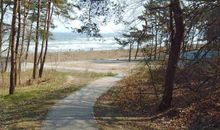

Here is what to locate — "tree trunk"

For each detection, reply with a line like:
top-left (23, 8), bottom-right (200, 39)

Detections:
top-left (38, 4), bottom-right (49, 67)
top-left (158, 34), bottom-right (163, 60)
top-left (4, 35), bottom-right (11, 72)
top-left (9, 0), bottom-right (18, 95)
top-left (33, 0), bottom-right (41, 79)
top-left (0, 0), bottom-right (3, 71)
top-left (15, 0), bottom-right (21, 85)
top-left (39, 1), bottom-right (53, 78)
top-left (154, 17), bottom-right (158, 60)
top-left (18, 0), bottom-right (29, 84)
top-left (0, 0), bottom-right (7, 71)
top-left (158, 0), bottom-right (184, 111)
top-left (25, 14), bottom-right (34, 62)
top-left (135, 41), bottom-right (140, 60)
top-left (128, 43), bottom-right (132, 62)
top-left (150, 38), bottom-right (154, 60)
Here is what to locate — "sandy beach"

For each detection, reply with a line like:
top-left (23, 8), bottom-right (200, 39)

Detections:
top-left (27, 49), bottom-right (141, 62)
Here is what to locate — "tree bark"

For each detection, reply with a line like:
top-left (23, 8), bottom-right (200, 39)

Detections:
top-left (18, 0), bottom-right (29, 84)
top-left (135, 41), bottom-right (140, 60)
top-left (25, 13), bottom-right (34, 62)
top-left (154, 16), bottom-right (158, 60)
top-left (38, 2), bottom-right (49, 67)
top-left (33, 0), bottom-right (41, 79)
top-left (128, 43), bottom-right (132, 62)
top-left (39, 0), bottom-right (53, 78)
top-left (15, 0), bottom-right (21, 85)
top-left (0, 0), bottom-right (4, 71)
top-left (9, 0), bottom-right (18, 94)
top-left (158, 0), bottom-right (184, 111)
top-left (0, 0), bottom-right (8, 71)
top-left (4, 34), bottom-right (11, 72)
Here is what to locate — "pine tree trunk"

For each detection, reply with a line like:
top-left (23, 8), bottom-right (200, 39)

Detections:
top-left (135, 41), bottom-right (140, 60)
top-left (0, 0), bottom-right (7, 71)
top-left (15, 1), bottom-right (21, 85)
top-left (158, 0), bottom-right (184, 111)
top-left (0, 0), bottom-right (3, 71)
top-left (154, 16), bottom-right (158, 60)
top-left (9, 0), bottom-right (18, 95)
top-left (38, 4), bottom-right (48, 67)
top-left (4, 36), bottom-right (11, 72)
top-left (25, 14), bottom-right (34, 62)
top-left (128, 43), bottom-right (132, 62)
top-left (33, 0), bottom-right (41, 79)
top-left (18, 0), bottom-right (29, 84)
top-left (39, 1), bottom-right (53, 78)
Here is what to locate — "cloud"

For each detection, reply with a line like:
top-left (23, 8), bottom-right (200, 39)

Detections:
top-left (100, 22), bottom-right (125, 33)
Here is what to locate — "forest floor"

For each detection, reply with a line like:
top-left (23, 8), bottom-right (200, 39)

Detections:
top-left (94, 64), bottom-right (220, 130)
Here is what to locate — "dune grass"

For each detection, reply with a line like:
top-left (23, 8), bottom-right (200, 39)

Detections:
top-left (0, 70), bottom-right (114, 130)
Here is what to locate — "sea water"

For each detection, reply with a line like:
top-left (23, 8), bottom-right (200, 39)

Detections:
top-left (1, 32), bottom-right (122, 53)
top-left (30, 32), bottom-right (122, 52)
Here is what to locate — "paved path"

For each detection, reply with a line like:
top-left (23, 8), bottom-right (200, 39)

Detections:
top-left (41, 73), bottom-right (125, 130)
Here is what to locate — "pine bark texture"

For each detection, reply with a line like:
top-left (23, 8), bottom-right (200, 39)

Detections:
top-left (159, 0), bottom-right (184, 111)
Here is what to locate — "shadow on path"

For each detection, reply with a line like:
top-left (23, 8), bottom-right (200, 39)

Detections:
top-left (41, 74), bottom-right (125, 130)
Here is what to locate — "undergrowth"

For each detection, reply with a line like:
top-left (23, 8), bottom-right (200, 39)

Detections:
top-left (94, 61), bottom-right (220, 130)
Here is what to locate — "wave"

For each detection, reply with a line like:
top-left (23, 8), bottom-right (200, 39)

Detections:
top-left (2, 33), bottom-right (123, 52)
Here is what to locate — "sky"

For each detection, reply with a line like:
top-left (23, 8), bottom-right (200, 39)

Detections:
top-left (51, 0), bottom-right (145, 33)
top-left (51, 20), bottom-right (126, 33)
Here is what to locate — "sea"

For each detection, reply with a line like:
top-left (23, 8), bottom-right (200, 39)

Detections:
top-left (30, 32), bottom-right (122, 52)
top-left (1, 32), bottom-right (123, 53)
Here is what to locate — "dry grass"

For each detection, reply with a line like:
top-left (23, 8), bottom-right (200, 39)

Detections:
top-left (0, 70), bottom-right (49, 89)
